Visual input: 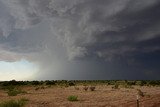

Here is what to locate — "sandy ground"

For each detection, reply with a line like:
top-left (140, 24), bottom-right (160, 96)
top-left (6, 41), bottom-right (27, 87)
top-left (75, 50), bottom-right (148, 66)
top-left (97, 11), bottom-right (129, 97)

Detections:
top-left (0, 85), bottom-right (160, 107)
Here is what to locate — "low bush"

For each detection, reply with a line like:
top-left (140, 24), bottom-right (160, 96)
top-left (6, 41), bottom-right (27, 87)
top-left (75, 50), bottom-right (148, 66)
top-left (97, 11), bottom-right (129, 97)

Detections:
top-left (90, 86), bottom-right (95, 91)
top-left (68, 82), bottom-right (75, 86)
top-left (83, 86), bottom-right (88, 91)
top-left (67, 95), bottom-right (78, 101)
top-left (7, 88), bottom-right (27, 96)
top-left (112, 84), bottom-right (119, 89)
top-left (7, 90), bottom-right (20, 96)
top-left (2, 85), bottom-right (15, 91)
top-left (40, 86), bottom-right (45, 89)
top-left (0, 98), bottom-right (28, 107)
top-left (45, 80), bottom-right (55, 85)
top-left (31, 81), bottom-right (41, 85)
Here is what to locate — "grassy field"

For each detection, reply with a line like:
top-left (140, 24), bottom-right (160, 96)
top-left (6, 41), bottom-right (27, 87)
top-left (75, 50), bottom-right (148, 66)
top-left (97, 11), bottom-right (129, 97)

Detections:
top-left (0, 80), bottom-right (160, 107)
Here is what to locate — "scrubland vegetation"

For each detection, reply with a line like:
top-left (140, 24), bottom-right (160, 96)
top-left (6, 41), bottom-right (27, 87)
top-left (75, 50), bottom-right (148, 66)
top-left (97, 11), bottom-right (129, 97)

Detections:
top-left (0, 98), bottom-right (28, 107)
top-left (0, 80), bottom-right (160, 88)
top-left (0, 80), bottom-right (160, 107)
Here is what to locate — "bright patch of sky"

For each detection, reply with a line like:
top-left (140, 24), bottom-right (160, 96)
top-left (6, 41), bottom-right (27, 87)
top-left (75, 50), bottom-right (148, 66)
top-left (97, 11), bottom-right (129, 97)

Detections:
top-left (0, 59), bottom-right (38, 81)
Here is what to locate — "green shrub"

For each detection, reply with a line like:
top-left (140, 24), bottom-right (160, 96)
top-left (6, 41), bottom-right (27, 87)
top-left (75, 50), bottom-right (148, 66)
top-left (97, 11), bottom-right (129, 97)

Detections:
top-left (7, 90), bottom-right (19, 96)
top-left (7, 89), bottom-right (27, 96)
top-left (31, 81), bottom-right (42, 85)
top-left (0, 98), bottom-right (28, 107)
top-left (45, 80), bottom-right (55, 85)
top-left (2, 85), bottom-right (15, 91)
top-left (67, 95), bottom-right (78, 101)
top-left (68, 82), bottom-right (75, 86)
top-left (148, 80), bottom-right (160, 86)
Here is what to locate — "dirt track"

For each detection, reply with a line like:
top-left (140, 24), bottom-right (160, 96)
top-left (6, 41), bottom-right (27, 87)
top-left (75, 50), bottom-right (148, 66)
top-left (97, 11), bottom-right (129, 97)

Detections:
top-left (0, 85), bottom-right (160, 107)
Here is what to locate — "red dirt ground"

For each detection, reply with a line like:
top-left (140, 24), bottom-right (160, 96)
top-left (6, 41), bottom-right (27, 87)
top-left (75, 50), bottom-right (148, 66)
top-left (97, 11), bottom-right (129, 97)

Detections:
top-left (0, 85), bottom-right (160, 107)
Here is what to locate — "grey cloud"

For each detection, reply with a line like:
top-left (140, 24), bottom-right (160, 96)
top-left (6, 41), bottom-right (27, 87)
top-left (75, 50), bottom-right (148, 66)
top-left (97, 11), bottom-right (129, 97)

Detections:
top-left (0, 0), bottom-right (160, 79)
top-left (0, 0), bottom-right (160, 61)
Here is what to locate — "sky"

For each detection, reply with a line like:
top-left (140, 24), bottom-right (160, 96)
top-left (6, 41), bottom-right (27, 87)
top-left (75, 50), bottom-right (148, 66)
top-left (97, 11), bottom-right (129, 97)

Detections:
top-left (0, 59), bottom-right (38, 80)
top-left (0, 0), bottom-right (160, 80)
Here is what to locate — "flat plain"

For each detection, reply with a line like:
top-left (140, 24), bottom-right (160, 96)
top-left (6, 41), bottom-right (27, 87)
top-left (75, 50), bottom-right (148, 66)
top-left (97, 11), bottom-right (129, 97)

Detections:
top-left (0, 83), bottom-right (160, 107)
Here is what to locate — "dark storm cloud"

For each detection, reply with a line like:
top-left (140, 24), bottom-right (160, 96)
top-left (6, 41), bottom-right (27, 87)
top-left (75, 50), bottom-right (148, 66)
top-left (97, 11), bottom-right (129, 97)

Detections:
top-left (0, 0), bottom-right (160, 79)
top-left (85, 0), bottom-right (160, 61)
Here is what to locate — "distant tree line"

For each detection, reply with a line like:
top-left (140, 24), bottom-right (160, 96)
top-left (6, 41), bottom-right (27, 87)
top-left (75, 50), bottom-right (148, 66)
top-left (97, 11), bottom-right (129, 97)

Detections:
top-left (0, 80), bottom-right (160, 87)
